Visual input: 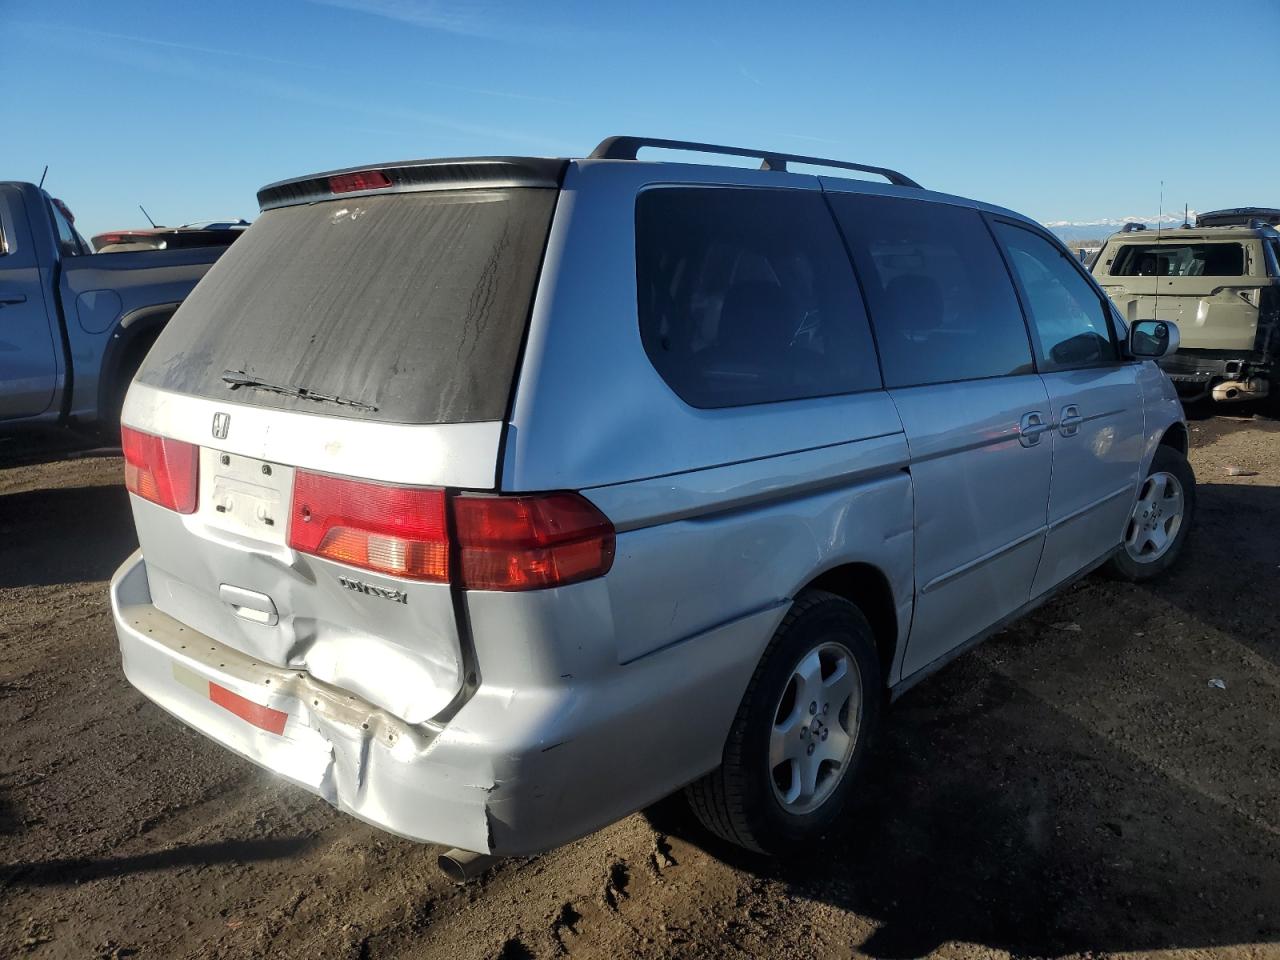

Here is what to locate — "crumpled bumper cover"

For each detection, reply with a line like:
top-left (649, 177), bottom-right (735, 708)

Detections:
top-left (110, 550), bottom-right (781, 856)
top-left (111, 550), bottom-right (498, 852)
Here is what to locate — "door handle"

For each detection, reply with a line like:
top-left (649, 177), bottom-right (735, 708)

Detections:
top-left (1018, 411), bottom-right (1052, 447)
top-left (1059, 405), bottom-right (1083, 438)
top-left (0, 293), bottom-right (28, 307)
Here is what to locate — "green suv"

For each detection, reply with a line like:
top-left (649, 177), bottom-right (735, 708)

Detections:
top-left (1091, 216), bottom-right (1280, 402)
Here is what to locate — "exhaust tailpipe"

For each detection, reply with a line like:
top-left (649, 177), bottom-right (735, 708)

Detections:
top-left (438, 848), bottom-right (498, 883)
top-left (1212, 378), bottom-right (1269, 403)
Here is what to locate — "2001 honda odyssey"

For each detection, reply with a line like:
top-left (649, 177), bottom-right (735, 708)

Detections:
top-left (111, 136), bottom-right (1194, 865)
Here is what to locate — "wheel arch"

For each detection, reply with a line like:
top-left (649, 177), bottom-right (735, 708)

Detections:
top-left (97, 302), bottom-right (180, 422)
top-left (1158, 421), bottom-right (1189, 456)
top-left (800, 562), bottom-right (898, 684)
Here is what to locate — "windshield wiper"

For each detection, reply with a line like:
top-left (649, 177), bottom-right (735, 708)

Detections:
top-left (221, 370), bottom-right (378, 412)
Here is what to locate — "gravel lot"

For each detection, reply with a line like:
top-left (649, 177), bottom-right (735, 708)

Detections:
top-left (1, 413), bottom-right (1278, 960)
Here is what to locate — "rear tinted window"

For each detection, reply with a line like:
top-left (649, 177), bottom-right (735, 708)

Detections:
top-left (1108, 242), bottom-right (1245, 277)
top-left (829, 195), bottom-right (1032, 388)
top-left (635, 187), bottom-right (880, 409)
top-left (139, 189), bottom-right (556, 424)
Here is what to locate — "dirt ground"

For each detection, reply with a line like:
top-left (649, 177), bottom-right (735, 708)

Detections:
top-left (1, 411), bottom-right (1278, 960)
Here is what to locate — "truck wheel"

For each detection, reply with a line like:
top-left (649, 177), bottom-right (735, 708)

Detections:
top-left (684, 590), bottom-right (880, 854)
top-left (1107, 446), bottom-right (1196, 582)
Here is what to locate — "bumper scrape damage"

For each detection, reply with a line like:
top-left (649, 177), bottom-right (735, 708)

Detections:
top-left (112, 550), bottom-right (496, 854)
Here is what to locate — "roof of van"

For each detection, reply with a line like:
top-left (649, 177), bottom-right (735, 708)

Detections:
top-left (256, 137), bottom-right (928, 212)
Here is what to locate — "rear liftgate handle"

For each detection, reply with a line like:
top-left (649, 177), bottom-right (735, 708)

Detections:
top-left (1019, 411), bottom-right (1052, 448)
top-left (219, 584), bottom-right (279, 626)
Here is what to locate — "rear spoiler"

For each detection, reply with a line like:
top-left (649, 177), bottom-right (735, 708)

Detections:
top-left (256, 157), bottom-right (568, 211)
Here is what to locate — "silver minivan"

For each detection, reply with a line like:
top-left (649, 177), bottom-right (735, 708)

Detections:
top-left (110, 137), bottom-right (1193, 868)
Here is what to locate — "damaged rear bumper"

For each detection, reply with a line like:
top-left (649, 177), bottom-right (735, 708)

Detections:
top-left (112, 550), bottom-right (497, 853)
top-left (111, 550), bottom-right (781, 856)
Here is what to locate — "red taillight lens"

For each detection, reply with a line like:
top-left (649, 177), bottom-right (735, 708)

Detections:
top-left (121, 426), bottom-right (199, 513)
top-left (285, 475), bottom-right (615, 591)
top-left (327, 170), bottom-right (391, 194)
top-left (453, 493), bottom-right (615, 591)
top-left (287, 471), bottom-right (449, 582)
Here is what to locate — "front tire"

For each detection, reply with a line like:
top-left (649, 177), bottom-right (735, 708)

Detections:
top-left (684, 590), bottom-right (880, 854)
top-left (1107, 445), bottom-right (1196, 582)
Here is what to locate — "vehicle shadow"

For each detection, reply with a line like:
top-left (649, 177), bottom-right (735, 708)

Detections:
top-left (0, 835), bottom-right (315, 888)
top-left (1148, 481), bottom-right (1280, 670)
top-left (0, 483), bottom-right (137, 589)
top-left (650, 665), bottom-right (1279, 956)
top-left (0, 430), bottom-right (119, 469)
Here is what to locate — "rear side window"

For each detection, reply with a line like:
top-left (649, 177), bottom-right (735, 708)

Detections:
top-left (828, 195), bottom-right (1032, 388)
top-left (139, 189), bottom-right (557, 424)
top-left (994, 221), bottom-right (1118, 371)
top-left (1108, 242), bottom-right (1245, 277)
top-left (635, 187), bottom-right (880, 409)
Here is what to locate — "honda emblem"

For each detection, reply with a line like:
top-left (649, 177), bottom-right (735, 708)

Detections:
top-left (212, 412), bottom-right (230, 440)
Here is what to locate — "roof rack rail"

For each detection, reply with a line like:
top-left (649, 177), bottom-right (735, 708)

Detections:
top-left (1121, 222), bottom-right (1147, 232)
top-left (588, 136), bottom-right (922, 189)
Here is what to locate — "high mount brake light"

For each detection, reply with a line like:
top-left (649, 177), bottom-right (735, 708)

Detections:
top-left (286, 473), bottom-right (615, 591)
top-left (121, 427), bottom-right (199, 514)
top-left (327, 170), bottom-right (392, 194)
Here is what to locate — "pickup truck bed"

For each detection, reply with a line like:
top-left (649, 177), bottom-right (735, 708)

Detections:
top-left (1, 181), bottom-right (227, 433)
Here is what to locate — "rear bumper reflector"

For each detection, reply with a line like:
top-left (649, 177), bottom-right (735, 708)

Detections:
top-left (208, 681), bottom-right (288, 735)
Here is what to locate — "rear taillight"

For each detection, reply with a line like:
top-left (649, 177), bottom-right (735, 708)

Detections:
top-left (285, 473), bottom-right (615, 591)
top-left (327, 170), bottom-right (391, 194)
top-left (453, 493), bottom-right (615, 591)
top-left (121, 426), bottom-right (199, 514)
top-left (288, 472), bottom-right (449, 582)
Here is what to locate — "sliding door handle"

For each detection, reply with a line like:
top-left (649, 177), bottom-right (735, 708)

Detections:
top-left (1018, 411), bottom-right (1052, 447)
top-left (1059, 405), bottom-right (1082, 437)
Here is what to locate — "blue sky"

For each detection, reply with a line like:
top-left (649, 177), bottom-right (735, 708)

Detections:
top-left (7, 0), bottom-right (1278, 239)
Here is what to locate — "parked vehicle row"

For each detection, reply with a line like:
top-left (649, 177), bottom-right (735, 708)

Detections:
top-left (0, 183), bottom-right (234, 434)
top-left (109, 137), bottom-right (1193, 871)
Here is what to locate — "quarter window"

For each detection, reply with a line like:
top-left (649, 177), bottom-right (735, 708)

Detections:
top-left (635, 187), bottom-right (881, 408)
top-left (994, 221), bottom-right (1118, 371)
top-left (828, 194), bottom-right (1033, 388)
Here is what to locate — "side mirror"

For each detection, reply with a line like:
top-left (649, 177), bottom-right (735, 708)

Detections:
top-left (1129, 320), bottom-right (1179, 359)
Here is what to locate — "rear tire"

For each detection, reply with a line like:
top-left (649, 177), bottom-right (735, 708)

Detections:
top-left (1106, 445), bottom-right (1196, 582)
top-left (684, 590), bottom-right (880, 854)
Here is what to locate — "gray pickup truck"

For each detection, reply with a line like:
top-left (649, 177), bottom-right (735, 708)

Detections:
top-left (1, 181), bottom-right (228, 435)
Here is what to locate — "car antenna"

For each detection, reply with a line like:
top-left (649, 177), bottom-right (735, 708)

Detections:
top-left (139, 204), bottom-right (160, 228)
top-left (38, 165), bottom-right (48, 189)
top-left (1153, 180), bottom-right (1163, 323)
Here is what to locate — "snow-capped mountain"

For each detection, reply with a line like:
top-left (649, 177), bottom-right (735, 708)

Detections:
top-left (1045, 212), bottom-right (1198, 244)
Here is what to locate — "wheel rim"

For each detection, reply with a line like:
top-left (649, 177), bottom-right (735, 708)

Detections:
top-left (769, 641), bottom-right (862, 815)
top-left (1124, 471), bottom-right (1185, 563)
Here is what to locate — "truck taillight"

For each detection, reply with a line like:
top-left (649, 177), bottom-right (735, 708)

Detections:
top-left (286, 473), bottom-right (615, 591)
top-left (121, 426), bottom-right (199, 514)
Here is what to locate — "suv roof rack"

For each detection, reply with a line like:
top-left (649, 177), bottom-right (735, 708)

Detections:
top-left (588, 136), bottom-right (922, 189)
top-left (1121, 222), bottom-right (1147, 232)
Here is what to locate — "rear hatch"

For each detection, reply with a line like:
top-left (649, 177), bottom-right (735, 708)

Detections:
top-left (125, 159), bottom-right (563, 723)
top-left (1096, 237), bottom-right (1266, 352)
